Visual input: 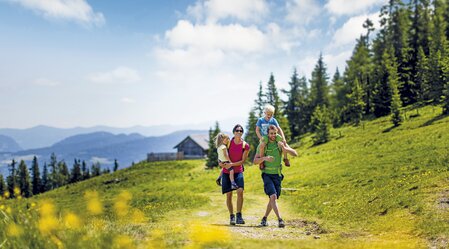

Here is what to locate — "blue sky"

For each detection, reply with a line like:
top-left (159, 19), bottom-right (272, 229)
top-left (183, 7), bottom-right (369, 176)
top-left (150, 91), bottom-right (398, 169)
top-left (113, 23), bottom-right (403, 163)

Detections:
top-left (0, 0), bottom-right (386, 131)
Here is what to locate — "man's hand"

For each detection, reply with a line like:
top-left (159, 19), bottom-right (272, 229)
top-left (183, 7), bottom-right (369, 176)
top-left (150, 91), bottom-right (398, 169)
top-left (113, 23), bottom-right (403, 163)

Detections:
top-left (264, 156), bottom-right (274, 162)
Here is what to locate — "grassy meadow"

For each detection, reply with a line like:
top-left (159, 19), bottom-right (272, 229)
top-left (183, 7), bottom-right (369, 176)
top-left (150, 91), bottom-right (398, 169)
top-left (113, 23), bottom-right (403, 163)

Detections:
top-left (0, 105), bottom-right (448, 248)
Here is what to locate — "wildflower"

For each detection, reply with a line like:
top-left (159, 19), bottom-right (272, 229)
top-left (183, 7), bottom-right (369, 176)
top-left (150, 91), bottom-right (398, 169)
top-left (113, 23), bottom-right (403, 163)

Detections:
top-left (38, 216), bottom-right (59, 234)
top-left (84, 191), bottom-right (103, 215)
top-left (131, 209), bottom-right (146, 224)
top-left (4, 191), bottom-right (10, 199)
top-left (7, 223), bottom-right (23, 237)
top-left (63, 212), bottom-right (81, 230)
top-left (51, 235), bottom-right (64, 249)
top-left (189, 222), bottom-right (230, 245)
top-left (113, 235), bottom-right (135, 249)
top-left (39, 201), bottom-right (56, 217)
top-left (13, 187), bottom-right (21, 197)
top-left (114, 191), bottom-right (132, 218)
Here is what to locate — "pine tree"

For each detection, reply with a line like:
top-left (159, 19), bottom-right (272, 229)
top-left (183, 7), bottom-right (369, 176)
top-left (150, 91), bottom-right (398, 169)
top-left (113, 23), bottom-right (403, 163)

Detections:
top-left (310, 53), bottom-right (330, 110)
top-left (330, 68), bottom-right (347, 126)
top-left (113, 159), bottom-right (119, 172)
top-left (91, 162), bottom-right (101, 177)
top-left (386, 47), bottom-right (404, 126)
top-left (82, 160), bottom-right (90, 180)
top-left (6, 159), bottom-right (17, 198)
top-left (347, 78), bottom-right (366, 126)
top-left (49, 153), bottom-right (57, 189)
top-left (206, 122), bottom-right (220, 168)
top-left (311, 106), bottom-right (332, 145)
top-left (31, 156), bottom-right (42, 195)
top-left (18, 160), bottom-right (32, 198)
top-left (244, 108), bottom-right (259, 161)
top-left (41, 163), bottom-right (51, 192)
top-left (255, 81), bottom-right (265, 117)
top-left (0, 174), bottom-right (6, 197)
top-left (442, 81), bottom-right (449, 114)
top-left (70, 159), bottom-right (82, 183)
top-left (265, 73), bottom-right (291, 141)
top-left (283, 68), bottom-right (302, 138)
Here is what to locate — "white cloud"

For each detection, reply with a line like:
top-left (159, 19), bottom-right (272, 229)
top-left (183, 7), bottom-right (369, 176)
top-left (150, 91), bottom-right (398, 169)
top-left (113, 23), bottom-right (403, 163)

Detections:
top-left (325, 0), bottom-right (386, 16)
top-left (187, 0), bottom-right (269, 23)
top-left (323, 50), bottom-right (352, 74)
top-left (88, 67), bottom-right (141, 84)
top-left (1, 155), bottom-right (37, 164)
top-left (330, 12), bottom-right (380, 48)
top-left (285, 0), bottom-right (321, 25)
top-left (90, 156), bottom-right (112, 165)
top-left (121, 97), bottom-right (136, 104)
top-left (6, 0), bottom-right (105, 26)
top-left (34, 78), bottom-right (60, 86)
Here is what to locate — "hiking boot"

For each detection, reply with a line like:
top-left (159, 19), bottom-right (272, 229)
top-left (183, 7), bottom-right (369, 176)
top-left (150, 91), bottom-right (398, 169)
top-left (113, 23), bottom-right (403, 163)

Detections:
top-left (231, 182), bottom-right (238, 190)
top-left (215, 177), bottom-right (221, 186)
top-left (236, 213), bottom-right (245, 224)
top-left (278, 218), bottom-right (285, 228)
top-left (259, 162), bottom-right (265, 170)
top-left (260, 217), bottom-right (268, 227)
top-left (283, 158), bottom-right (290, 167)
top-left (230, 214), bottom-right (236, 225)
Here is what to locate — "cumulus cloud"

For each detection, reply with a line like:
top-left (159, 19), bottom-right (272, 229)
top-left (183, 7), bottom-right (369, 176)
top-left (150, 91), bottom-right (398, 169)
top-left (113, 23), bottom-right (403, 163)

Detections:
top-left (330, 12), bottom-right (380, 48)
top-left (34, 78), bottom-right (60, 86)
top-left (5, 0), bottom-right (105, 26)
top-left (90, 156), bottom-right (112, 165)
top-left (285, 0), bottom-right (321, 25)
top-left (187, 0), bottom-right (269, 23)
top-left (325, 0), bottom-right (386, 16)
top-left (88, 67), bottom-right (141, 84)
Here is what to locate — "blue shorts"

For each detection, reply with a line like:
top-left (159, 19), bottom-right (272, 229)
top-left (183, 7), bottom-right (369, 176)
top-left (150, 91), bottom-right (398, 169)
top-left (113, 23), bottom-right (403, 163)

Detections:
top-left (262, 173), bottom-right (283, 199)
top-left (222, 172), bottom-right (244, 194)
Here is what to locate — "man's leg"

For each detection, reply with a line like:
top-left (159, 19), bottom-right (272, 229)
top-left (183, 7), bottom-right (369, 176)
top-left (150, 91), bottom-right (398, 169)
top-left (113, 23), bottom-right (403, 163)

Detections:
top-left (264, 200), bottom-right (272, 218)
top-left (269, 194), bottom-right (281, 220)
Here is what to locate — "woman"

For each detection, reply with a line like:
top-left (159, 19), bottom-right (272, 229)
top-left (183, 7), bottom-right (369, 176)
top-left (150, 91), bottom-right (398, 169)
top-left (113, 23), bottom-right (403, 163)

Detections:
top-left (219, 124), bottom-right (250, 225)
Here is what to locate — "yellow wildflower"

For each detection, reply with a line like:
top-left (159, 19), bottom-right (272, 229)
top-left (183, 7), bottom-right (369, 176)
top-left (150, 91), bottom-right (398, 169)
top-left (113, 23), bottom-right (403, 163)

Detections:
top-left (63, 212), bottom-right (81, 230)
top-left (4, 191), bottom-right (10, 198)
top-left (39, 201), bottom-right (56, 217)
top-left (113, 235), bottom-right (135, 249)
top-left (189, 222), bottom-right (230, 245)
top-left (131, 209), bottom-right (146, 223)
top-left (6, 206), bottom-right (12, 214)
top-left (39, 216), bottom-right (59, 234)
top-left (114, 191), bottom-right (132, 218)
top-left (7, 223), bottom-right (23, 237)
top-left (51, 235), bottom-right (64, 249)
top-left (84, 191), bottom-right (103, 215)
top-left (13, 187), bottom-right (21, 197)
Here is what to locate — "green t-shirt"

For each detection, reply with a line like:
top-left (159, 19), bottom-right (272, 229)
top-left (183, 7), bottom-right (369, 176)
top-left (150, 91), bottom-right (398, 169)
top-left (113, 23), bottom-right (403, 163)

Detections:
top-left (262, 134), bottom-right (282, 175)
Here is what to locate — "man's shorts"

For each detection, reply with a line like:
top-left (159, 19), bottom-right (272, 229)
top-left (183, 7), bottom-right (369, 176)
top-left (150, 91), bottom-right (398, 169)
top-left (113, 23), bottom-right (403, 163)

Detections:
top-left (222, 172), bottom-right (244, 194)
top-left (262, 173), bottom-right (283, 199)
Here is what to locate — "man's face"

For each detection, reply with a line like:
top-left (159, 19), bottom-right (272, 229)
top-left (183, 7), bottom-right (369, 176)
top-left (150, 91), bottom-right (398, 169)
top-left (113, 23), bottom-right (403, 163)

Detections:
top-left (268, 129), bottom-right (277, 141)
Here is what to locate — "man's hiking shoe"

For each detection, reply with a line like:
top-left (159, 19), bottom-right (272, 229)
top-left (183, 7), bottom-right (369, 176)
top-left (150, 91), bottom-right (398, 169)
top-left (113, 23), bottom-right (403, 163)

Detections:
top-left (278, 218), bottom-right (285, 228)
top-left (215, 177), bottom-right (221, 186)
top-left (231, 182), bottom-right (238, 190)
top-left (260, 217), bottom-right (268, 227)
top-left (236, 213), bottom-right (245, 224)
top-left (230, 214), bottom-right (236, 225)
top-left (283, 158), bottom-right (290, 167)
top-left (259, 162), bottom-right (265, 170)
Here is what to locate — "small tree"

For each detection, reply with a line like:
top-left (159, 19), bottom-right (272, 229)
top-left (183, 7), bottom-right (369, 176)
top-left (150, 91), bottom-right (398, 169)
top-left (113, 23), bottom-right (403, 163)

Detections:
top-left (41, 163), bottom-right (51, 192)
top-left (70, 159), bottom-right (82, 183)
top-left (0, 174), bottom-right (6, 197)
top-left (31, 156), bottom-right (42, 195)
top-left (206, 122), bottom-right (220, 168)
top-left (311, 106), bottom-right (332, 145)
top-left (6, 159), bottom-right (17, 198)
top-left (18, 160), bottom-right (32, 198)
top-left (442, 81), bottom-right (449, 114)
top-left (244, 108), bottom-right (259, 161)
top-left (91, 162), bottom-right (101, 177)
top-left (347, 78), bottom-right (366, 126)
top-left (113, 159), bottom-right (119, 172)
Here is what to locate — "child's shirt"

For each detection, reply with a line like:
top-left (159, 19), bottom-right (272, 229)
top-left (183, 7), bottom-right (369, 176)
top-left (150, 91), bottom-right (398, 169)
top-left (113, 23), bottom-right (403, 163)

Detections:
top-left (217, 144), bottom-right (228, 162)
top-left (256, 117), bottom-right (280, 136)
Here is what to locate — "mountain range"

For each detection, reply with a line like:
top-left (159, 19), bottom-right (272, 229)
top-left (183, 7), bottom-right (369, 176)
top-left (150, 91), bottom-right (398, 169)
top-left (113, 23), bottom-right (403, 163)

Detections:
top-left (0, 129), bottom-right (208, 176)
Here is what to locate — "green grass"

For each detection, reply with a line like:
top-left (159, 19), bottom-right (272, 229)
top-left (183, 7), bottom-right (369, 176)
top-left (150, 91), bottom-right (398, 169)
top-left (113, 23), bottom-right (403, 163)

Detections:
top-left (0, 105), bottom-right (448, 248)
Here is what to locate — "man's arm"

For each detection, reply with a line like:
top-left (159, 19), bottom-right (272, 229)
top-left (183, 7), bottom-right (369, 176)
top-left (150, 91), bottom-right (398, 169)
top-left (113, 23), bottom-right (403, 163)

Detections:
top-left (253, 152), bottom-right (274, 165)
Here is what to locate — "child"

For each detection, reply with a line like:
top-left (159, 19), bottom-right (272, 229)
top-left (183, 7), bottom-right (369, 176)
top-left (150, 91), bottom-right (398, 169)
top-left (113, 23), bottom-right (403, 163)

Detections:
top-left (215, 133), bottom-right (238, 190)
top-left (256, 104), bottom-right (292, 169)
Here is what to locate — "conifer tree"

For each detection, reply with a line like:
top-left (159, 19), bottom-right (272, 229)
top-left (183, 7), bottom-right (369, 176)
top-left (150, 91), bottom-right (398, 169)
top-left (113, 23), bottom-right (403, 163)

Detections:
top-left (82, 160), bottom-right (90, 180)
top-left (283, 68), bottom-right (302, 138)
top-left (442, 81), bottom-right (449, 114)
top-left (206, 122), bottom-right (220, 168)
top-left (91, 162), bottom-right (101, 177)
top-left (113, 159), bottom-right (119, 172)
top-left (244, 108), bottom-right (259, 161)
top-left (49, 153), bottom-right (57, 189)
top-left (311, 106), bottom-right (332, 145)
top-left (347, 78), bottom-right (366, 126)
top-left (386, 47), bottom-right (404, 126)
top-left (18, 160), bottom-right (32, 197)
top-left (6, 159), bottom-right (17, 198)
top-left (0, 174), bottom-right (6, 197)
top-left (70, 159), bottom-right (82, 183)
top-left (265, 73), bottom-right (291, 141)
top-left (255, 81), bottom-right (265, 117)
top-left (31, 156), bottom-right (42, 195)
top-left (41, 163), bottom-right (51, 192)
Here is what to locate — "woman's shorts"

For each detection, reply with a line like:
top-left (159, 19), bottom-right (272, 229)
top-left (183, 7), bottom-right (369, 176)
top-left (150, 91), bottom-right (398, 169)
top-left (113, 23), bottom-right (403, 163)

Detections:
top-left (222, 172), bottom-right (244, 194)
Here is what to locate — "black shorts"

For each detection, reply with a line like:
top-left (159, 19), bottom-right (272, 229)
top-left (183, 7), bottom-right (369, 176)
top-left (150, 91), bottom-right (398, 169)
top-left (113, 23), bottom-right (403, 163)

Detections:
top-left (222, 172), bottom-right (244, 194)
top-left (262, 173), bottom-right (283, 199)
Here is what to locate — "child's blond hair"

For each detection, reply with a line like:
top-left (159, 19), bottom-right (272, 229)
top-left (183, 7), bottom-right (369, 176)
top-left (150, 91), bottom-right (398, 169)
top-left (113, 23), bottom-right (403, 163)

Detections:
top-left (214, 133), bottom-right (229, 148)
top-left (264, 104), bottom-right (275, 114)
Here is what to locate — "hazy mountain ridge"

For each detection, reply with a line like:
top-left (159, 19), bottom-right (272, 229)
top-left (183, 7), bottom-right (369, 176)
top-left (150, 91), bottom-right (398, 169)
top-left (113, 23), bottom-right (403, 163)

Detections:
top-left (0, 135), bottom-right (22, 153)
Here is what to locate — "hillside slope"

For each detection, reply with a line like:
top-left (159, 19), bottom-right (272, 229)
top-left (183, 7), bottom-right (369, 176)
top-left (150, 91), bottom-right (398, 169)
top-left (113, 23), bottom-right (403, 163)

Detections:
top-left (1, 105), bottom-right (448, 248)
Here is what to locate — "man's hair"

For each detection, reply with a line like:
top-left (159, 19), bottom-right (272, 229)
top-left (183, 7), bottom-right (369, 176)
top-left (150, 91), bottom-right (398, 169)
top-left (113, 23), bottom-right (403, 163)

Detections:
top-left (264, 104), bottom-right (275, 114)
top-left (268, 125), bottom-right (278, 133)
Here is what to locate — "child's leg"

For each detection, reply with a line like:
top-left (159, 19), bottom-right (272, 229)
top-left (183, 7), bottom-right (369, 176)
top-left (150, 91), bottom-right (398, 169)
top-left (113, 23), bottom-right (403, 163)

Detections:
top-left (229, 168), bottom-right (235, 183)
top-left (216, 170), bottom-right (222, 186)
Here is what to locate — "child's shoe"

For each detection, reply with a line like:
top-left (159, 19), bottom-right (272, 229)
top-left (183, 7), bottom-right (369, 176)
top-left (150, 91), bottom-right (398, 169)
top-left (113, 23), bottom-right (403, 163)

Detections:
top-left (259, 162), bottom-right (265, 170)
top-left (283, 158), bottom-right (290, 167)
top-left (215, 177), bottom-right (221, 186)
top-left (231, 181), bottom-right (238, 190)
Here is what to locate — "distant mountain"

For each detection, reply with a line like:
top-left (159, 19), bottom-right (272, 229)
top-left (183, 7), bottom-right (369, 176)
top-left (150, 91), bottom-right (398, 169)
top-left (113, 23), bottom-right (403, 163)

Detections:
top-left (0, 135), bottom-right (22, 153)
top-left (0, 116), bottom-right (242, 150)
top-left (0, 129), bottom-right (208, 175)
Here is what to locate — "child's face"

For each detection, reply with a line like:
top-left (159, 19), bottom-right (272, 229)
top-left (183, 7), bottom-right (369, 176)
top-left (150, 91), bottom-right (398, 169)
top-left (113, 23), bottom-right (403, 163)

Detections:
top-left (223, 137), bottom-right (230, 144)
top-left (264, 111), bottom-right (273, 120)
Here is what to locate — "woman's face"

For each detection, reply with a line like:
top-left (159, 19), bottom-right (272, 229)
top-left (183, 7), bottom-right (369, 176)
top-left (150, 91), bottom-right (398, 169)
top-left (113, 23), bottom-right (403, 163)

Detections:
top-left (234, 127), bottom-right (243, 137)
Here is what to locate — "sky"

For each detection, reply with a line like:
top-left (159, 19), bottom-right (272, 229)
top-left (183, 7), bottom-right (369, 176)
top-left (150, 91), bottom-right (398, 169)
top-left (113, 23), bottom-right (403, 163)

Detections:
top-left (0, 0), bottom-right (387, 132)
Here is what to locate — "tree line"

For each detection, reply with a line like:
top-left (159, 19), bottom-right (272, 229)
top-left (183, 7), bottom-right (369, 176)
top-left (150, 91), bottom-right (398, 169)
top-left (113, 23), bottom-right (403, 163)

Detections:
top-left (0, 153), bottom-right (119, 199)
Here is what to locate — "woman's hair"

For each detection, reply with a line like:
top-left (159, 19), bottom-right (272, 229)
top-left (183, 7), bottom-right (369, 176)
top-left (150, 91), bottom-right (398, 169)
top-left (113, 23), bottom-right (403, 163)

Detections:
top-left (232, 124), bottom-right (244, 133)
top-left (214, 133), bottom-right (229, 148)
top-left (268, 125), bottom-right (278, 133)
top-left (264, 104), bottom-right (275, 114)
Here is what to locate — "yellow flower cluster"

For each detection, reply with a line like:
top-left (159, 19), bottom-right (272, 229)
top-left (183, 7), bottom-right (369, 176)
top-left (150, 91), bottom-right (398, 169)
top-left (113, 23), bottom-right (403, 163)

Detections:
top-left (114, 191), bottom-right (132, 218)
top-left (84, 190), bottom-right (103, 215)
top-left (38, 200), bottom-right (59, 235)
top-left (188, 222), bottom-right (230, 248)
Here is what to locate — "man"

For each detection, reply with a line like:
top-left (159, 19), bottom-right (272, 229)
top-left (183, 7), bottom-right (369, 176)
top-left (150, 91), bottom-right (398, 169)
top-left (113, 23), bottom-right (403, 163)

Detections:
top-left (219, 124), bottom-right (250, 225)
top-left (253, 124), bottom-right (298, 228)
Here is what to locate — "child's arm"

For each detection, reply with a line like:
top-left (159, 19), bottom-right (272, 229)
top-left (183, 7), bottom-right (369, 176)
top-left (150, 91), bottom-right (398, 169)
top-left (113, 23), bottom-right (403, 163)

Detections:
top-left (222, 148), bottom-right (233, 169)
top-left (256, 126), bottom-right (262, 140)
